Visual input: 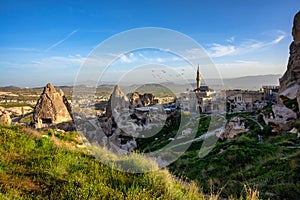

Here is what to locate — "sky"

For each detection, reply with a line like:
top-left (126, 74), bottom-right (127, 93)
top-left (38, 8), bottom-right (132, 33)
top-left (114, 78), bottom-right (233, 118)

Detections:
top-left (0, 0), bottom-right (299, 87)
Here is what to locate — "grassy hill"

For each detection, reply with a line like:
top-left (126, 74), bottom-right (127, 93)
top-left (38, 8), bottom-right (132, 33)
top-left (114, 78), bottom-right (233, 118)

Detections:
top-left (0, 124), bottom-right (214, 200)
top-left (136, 111), bottom-right (300, 199)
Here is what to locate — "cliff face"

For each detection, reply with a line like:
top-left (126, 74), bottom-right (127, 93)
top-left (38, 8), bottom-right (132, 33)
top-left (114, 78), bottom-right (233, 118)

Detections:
top-left (279, 11), bottom-right (300, 102)
top-left (264, 12), bottom-right (300, 133)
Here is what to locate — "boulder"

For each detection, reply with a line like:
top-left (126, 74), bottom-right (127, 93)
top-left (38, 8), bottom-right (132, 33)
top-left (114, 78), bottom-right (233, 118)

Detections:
top-left (263, 104), bottom-right (297, 133)
top-left (128, 92), bottom-right (155, 110)
top-left (0, 111), bottom-right (12, 125)
top-left (128, 92), bottom-right (143, 109)
top-left (33, 83), bottom-right (74, 131)
top-left (220, 116), bottom-right (248, 140)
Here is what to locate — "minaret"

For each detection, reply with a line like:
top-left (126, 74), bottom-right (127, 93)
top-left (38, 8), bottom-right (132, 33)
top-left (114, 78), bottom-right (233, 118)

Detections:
top-left (196, 64), bottom-right (200, 89)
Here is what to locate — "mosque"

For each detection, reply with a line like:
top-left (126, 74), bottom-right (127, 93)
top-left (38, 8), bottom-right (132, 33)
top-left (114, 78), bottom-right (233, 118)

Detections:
top-left (179, 65), bottom-right (212, 113)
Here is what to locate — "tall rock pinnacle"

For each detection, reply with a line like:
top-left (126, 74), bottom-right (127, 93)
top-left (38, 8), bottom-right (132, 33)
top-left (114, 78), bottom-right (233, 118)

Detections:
top-left (33, 83), bottom-right (73, 130)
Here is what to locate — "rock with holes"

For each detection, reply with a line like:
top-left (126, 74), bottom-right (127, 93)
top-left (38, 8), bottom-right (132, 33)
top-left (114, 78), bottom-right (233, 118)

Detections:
top-left (33, 83), bottom-right (74, 131)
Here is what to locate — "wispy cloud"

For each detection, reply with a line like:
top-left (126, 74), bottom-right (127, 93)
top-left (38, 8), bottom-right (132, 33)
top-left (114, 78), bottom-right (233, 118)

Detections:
top-left (206, 31), bottom-right (287, 58)
top-left (45, 29), bottom-right (79, 51)
top-left (0, 55), bottom-right (85, 70)
top-left (271, 35), bottom-right (285, 44)
top-left (226, 37), bottom-right (235, 43)
top-left (118, 52), bottom-right (178, 64)
top-left (0, 47), bottom-right (39, 52)
top-left (207, 43), bottom-right (236, 57)
top-left (120, 53), bottom-right (136, 63)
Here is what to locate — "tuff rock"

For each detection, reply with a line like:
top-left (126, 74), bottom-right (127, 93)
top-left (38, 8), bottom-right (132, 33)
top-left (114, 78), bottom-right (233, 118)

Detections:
top-left (33, 83), bottom-right (74, 131)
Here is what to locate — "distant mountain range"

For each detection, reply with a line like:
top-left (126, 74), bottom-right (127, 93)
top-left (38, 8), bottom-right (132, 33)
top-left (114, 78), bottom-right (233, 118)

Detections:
top-left (206, 74), bottom-right (281, 90)
top-left (223, 74), bottom-right (281, 90)
top-left (0, 74), bottom-right (282, 93)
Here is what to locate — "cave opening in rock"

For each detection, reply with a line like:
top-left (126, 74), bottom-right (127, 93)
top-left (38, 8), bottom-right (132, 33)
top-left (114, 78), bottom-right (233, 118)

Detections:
top-left (41, 118), bottom-right (52, 124)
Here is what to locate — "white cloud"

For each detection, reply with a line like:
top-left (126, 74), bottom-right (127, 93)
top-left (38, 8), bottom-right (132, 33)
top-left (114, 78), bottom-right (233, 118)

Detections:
top-left (207, 43), bottom-right (236, 57)
top-left (0, 47), bottom-right (39, 52)
top-left (0, 55), bottom-right (85, 70)
top-left (235, 60), bottom-right (260, 64)
top-left (117, 52), bottom-right (179, 64)
top-left (226, 37), bottom-right (235, 43)
top-left (271, 35), bottom-right (285, 44)
top-left (206, 31), bottom-right (287, 58)
top-left (120, 54), bottom-right (133, 63)
top-left (45, 29), bottom-right (79, 51)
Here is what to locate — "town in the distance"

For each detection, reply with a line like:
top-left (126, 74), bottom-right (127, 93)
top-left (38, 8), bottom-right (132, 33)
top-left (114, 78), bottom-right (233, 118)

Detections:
top-left (0, 60), bottom-right (295, 153)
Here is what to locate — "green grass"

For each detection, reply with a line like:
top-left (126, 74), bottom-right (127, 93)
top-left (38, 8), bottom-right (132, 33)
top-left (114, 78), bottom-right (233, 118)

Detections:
top-left (0, 103), bottom-right (33, 108)
top-left (136, 107), bottom-right (300, 199)
top-left (167, 112), bottom-right (300, 200)
top-left (0, 124), bottom-right (211, 200)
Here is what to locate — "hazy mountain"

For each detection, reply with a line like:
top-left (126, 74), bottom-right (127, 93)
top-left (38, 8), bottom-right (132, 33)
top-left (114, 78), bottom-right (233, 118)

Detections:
top-left (0, 74), bottom-right (282, 94)
top-left (222, 74), bottom-right (281, 90)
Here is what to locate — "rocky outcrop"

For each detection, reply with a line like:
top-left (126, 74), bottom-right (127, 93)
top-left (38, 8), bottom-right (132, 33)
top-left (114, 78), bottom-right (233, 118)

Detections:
top-left (220, 117), bottom-right (248, 140)
top-left (0, 111), bottom-right (12, 125)
top-left (33, 83), bottom-right (73, 131)
top-left (128, 92), bottom-right (155, 110)
top-left (263, 104), bottom-right (297, 133)
top-left (292, 11), bottom-right (300, 44)
top-left (97, 85), bottom-right (158, 154)
top-left (267, 11), bottom-right (300, 132)
top-left (106, 85), bottom-right (128, 118)
top-left (279, 11), bottom-right (300, 104)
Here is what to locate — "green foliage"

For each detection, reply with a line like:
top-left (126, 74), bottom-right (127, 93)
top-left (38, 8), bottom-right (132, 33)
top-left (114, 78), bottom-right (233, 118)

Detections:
top-left (19, 114), bottom-right (34, 124)
top-left (136, 110), bottom-right (299, 199)
top-left (0, 124), bottom-right (208, 200)
top-left (0, 103), bottom-right (32, 108)
top-left (283, 98), bottom-right (299, 112)
top-left (46, 128), bottom-right (80, 144)
top-left (294, 119), bottom-right (300, 130)
top-left (167, 112), bottom-right (300, 199)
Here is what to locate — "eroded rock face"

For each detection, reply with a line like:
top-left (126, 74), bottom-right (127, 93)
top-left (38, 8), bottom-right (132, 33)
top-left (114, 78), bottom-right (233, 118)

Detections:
top-left (106, 85), bottom-right (128, 118)
top-left (273, 12), bottom-right (300, 132)
top-left (292, 11), bottom-right (300, 44)
top-left (263, 104), bottom-right (297, 133)
top-left (98, 85), bottom-right (157, 154)
top-left (0, 111), bottom-right (12, 125)
top-left (220, 117), bottom-right (249, 140)
top-left (33, 83), bottom-right (73, 130)
top-left (279, 12), bottom-right (300, 104)
top-left (128, 92), bottom-right (155, 110)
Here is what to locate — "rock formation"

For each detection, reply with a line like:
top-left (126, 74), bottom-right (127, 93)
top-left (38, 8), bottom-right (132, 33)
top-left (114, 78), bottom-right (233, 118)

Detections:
top-left (97, 85), bottom-right (158, 154)
top-left (263, 104), bottom-right (297, 133)
top-left (128, 92), bottom-right (155, 110)
top-left (33, 83), bottom-right (74, 131)
top-left (266, 11), bottom-right (300, 132)
top-left (106, 85), bottom-right (128, 118)
top-left (220, 117), bottom-right (249, 140)
top-left (279, 11), bottom-right (300, 103)
top-left (292, 11), bottom-right (300, 44)
top-left (0, 111), bottom-right (12, 125)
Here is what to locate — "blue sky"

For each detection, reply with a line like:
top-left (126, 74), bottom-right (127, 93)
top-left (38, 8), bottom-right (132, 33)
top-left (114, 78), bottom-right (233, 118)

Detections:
top-left (0, 0), bottom-right (299, 87)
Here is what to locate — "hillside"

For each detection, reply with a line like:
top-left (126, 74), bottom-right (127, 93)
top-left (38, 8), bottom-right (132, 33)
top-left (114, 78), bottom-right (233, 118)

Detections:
top-left (136, 111), bottom-right (300, 199)
top-left (0, 124), bottom-right (231, 200)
